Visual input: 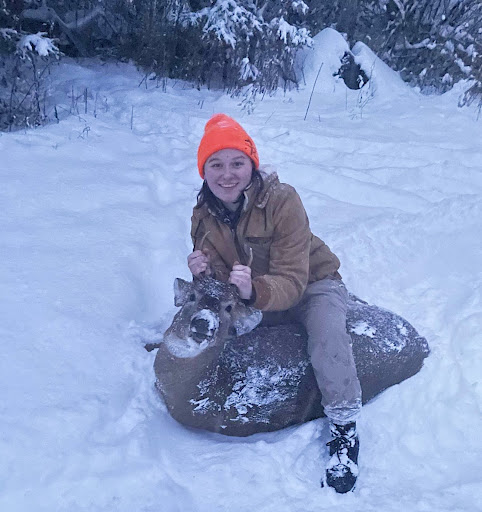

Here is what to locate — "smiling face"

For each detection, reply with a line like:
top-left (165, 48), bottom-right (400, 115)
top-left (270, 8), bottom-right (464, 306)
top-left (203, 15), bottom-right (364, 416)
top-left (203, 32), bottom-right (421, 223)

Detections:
top-left (203, 149), bottom-right (253, 204)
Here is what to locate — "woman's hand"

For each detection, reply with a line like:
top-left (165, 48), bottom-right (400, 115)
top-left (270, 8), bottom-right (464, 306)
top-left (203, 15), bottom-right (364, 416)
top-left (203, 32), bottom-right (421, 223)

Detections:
top-left (188, 250), bottom-right (212, 277)
top-left (229, 262), bottom-right (253, 300)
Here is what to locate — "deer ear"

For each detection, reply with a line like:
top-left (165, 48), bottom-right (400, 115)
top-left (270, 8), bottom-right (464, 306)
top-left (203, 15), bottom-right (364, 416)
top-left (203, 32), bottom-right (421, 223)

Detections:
top-left (174, 278), bottom-right (193, 307)
top-left (232, 306), bottom-right (263, 336)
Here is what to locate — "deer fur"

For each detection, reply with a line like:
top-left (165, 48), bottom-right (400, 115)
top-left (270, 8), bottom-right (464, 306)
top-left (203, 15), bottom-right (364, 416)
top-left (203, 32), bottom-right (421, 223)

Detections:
top-left (154, 276), bottom-right (429, 436)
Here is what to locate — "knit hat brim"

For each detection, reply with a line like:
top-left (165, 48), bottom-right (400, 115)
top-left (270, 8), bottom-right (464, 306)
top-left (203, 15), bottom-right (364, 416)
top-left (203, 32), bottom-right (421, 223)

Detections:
top-left (197, 114), bottom-right (259, 177)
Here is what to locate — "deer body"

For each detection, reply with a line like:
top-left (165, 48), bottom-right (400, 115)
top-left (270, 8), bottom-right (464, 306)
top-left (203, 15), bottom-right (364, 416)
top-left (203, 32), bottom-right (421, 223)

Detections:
top-left (154, 277), bottom-right (429, 436)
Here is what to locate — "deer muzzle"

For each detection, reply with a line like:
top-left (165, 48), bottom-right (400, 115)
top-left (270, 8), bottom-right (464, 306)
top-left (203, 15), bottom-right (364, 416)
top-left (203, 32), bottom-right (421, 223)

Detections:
top-left (189, 309), bottom-right (220, 343)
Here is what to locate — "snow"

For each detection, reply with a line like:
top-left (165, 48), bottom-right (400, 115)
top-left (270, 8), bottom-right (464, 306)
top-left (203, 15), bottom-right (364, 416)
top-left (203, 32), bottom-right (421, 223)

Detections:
top-left (1, 35), bottom-right (482, 511)
top-left (350, 321), bottom-right (377, 338)
top-left (165, 333), bottom-right (211, 359)
top-left (298, 28), bottom-right (350, 87)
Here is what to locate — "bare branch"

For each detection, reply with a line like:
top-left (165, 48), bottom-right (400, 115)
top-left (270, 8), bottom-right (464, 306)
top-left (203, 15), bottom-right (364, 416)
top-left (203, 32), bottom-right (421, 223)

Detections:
top-left (64, 7), bottom-right (104, 30)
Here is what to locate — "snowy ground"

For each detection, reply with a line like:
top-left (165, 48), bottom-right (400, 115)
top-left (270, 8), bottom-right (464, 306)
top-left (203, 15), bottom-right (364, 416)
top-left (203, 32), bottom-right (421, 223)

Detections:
top-left (1, 30), bottom-right (482, 511)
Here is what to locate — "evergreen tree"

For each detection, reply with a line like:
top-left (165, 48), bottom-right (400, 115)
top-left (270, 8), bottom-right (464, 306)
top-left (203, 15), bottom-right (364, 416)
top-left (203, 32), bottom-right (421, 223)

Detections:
top-left (125, 0), bottom-right (313, 93)
top-left (1, 0), bottom-right (61, 130)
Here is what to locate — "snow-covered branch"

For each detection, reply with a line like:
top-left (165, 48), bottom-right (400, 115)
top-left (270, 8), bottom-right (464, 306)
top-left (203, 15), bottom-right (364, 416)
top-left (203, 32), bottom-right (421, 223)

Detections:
top-left (17, 32), bottom-right (60, 58)
top-left (1, 28), bottom-right (19, 41)
top-left (391, 0), bottom-right (406, 20)
top-left (291, 0), bottom-right (308, 16)
top-left (273, 17), bottom-right (312, 47)
top-left (189, 0), bottom-right (263, 48)
top-left (403, 37), bottom-right (437, 50)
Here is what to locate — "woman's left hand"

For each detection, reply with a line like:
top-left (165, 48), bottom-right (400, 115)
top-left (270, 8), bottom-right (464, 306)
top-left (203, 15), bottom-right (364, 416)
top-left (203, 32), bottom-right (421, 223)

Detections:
top-left (229, 262), bottom-right (253, 300)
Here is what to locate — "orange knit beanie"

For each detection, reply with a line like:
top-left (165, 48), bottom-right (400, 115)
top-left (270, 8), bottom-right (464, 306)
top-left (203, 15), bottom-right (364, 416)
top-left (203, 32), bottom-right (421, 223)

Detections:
top-left (197, 113), bottom-right (259, 178)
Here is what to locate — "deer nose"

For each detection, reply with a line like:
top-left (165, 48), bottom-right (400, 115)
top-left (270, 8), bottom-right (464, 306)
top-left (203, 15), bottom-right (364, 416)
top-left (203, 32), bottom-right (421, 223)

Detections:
top-left (191, 317), bottom-right (210, 334)
top-left (190, 310), bottom-right (219, 342)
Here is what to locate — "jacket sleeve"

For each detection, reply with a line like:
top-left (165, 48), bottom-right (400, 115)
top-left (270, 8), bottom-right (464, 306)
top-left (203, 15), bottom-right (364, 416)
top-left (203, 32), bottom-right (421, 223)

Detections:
top-left (251, 188), bottom-right (311, 311)
top-left (191, 214), bottom-right (230, 282)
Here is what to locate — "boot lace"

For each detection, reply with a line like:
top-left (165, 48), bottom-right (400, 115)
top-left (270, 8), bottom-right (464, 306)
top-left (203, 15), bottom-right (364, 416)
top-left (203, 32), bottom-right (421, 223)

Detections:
top-left (327, 427), bottom-right (357, 460)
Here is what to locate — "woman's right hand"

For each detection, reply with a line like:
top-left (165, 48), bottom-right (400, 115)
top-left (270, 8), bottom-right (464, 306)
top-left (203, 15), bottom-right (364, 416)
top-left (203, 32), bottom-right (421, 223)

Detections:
top-left (187, 250), bottom-right (212, 277)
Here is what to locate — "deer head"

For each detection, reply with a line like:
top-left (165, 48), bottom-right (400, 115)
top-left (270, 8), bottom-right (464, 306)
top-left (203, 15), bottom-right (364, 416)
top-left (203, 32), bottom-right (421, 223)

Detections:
top-left (162, 276), bottom-right (262, 358)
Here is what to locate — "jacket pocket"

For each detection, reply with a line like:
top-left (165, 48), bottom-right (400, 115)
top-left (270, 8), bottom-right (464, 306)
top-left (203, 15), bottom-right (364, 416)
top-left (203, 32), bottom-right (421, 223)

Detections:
top-left (245, 236), bottom-right (272, 246)
top-left (244, 237), bottom-right (271, 275)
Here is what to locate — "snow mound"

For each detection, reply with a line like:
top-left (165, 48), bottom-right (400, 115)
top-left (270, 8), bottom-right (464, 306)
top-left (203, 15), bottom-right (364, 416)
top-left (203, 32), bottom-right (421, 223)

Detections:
top-left (299, 27), bottom-right (350, 87)
top-left (298, 28), bottom-right (411, 103)
top-left (352, 41), bottom-right (414, 98)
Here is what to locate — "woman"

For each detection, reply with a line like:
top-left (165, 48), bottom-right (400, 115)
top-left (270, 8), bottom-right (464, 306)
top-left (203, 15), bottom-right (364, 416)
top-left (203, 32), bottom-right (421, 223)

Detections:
top-left (188, 113), bottom-right (362, 493)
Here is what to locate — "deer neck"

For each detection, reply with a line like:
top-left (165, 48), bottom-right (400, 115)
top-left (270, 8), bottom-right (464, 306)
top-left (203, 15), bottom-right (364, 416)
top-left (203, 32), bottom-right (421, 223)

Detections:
top-left (154, 336), bottom-right (226, 413)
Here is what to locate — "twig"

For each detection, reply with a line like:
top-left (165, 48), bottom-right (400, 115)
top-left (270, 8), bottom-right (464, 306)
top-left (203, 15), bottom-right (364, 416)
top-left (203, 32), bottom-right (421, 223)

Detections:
top-left (304, 63), bottom-right (323, 121)
top-left (11, 57), bottom-right (51, 116)
top-left (265, 111), bottom-right (274, 124)
top-left (138, 73), bottom-right (149, 89)
top-left (271, 131), bottom-right (289, 139)
top-left (70, 84), bottom-right (75, 113)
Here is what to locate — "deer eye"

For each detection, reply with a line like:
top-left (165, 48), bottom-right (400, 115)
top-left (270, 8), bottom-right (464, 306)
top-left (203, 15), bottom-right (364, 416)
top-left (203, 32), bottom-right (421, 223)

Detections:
top-left (189, 293), bottom-right (196, 302)
top-left (225, 304), bottom-right (233, 312)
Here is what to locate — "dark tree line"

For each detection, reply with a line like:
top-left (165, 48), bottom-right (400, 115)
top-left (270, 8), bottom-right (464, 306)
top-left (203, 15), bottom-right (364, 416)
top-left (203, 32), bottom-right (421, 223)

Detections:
top-left (1, 0), bottom-right (481, 130)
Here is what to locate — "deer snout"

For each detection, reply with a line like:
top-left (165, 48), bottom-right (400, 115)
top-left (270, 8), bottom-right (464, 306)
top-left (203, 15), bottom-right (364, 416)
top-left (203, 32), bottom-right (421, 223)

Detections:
top-left (189, 309), bottom-right (220, 343)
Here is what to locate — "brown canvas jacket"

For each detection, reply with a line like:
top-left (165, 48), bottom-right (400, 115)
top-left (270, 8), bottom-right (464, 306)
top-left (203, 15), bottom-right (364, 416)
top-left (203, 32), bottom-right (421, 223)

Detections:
top-left (191, 172), bottom-right (341, 312)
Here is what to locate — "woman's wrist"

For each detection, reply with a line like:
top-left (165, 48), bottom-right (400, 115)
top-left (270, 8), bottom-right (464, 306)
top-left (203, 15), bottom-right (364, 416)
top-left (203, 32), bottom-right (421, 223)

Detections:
top-left (241, 286), bottom-right (256, 306)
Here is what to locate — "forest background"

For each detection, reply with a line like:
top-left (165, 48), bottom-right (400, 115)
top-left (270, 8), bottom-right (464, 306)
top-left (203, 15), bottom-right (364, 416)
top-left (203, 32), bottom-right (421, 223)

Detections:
top-left (1, 0), bottom-right (482, 131)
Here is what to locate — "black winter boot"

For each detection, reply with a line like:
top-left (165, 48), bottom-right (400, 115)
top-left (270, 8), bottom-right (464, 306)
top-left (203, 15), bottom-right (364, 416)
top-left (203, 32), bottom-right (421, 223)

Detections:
top-left (325, 422), bottom-right (359, 493)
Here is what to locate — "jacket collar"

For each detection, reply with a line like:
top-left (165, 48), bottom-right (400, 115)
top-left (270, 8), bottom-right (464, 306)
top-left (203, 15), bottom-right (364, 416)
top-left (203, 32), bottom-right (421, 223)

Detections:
top-left (254, 170), bottom-right (279, 208)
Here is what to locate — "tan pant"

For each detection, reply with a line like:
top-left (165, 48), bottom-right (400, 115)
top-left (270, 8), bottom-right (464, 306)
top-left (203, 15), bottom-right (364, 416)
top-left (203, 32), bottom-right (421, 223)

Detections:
top-left (262, 278), bottom-right (362, 425)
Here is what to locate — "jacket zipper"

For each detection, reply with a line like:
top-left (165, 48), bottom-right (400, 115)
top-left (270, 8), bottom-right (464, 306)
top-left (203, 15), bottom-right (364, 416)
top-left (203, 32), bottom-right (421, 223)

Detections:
top-left (232, 190), bottom-right (252, 266)
top-left (231, 227), bottom-right (247, 266)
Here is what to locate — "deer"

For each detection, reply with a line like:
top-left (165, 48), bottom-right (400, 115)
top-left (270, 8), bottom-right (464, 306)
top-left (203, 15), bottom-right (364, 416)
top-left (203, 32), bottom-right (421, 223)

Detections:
top-left (153, 240), bottom-right (429, 437)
